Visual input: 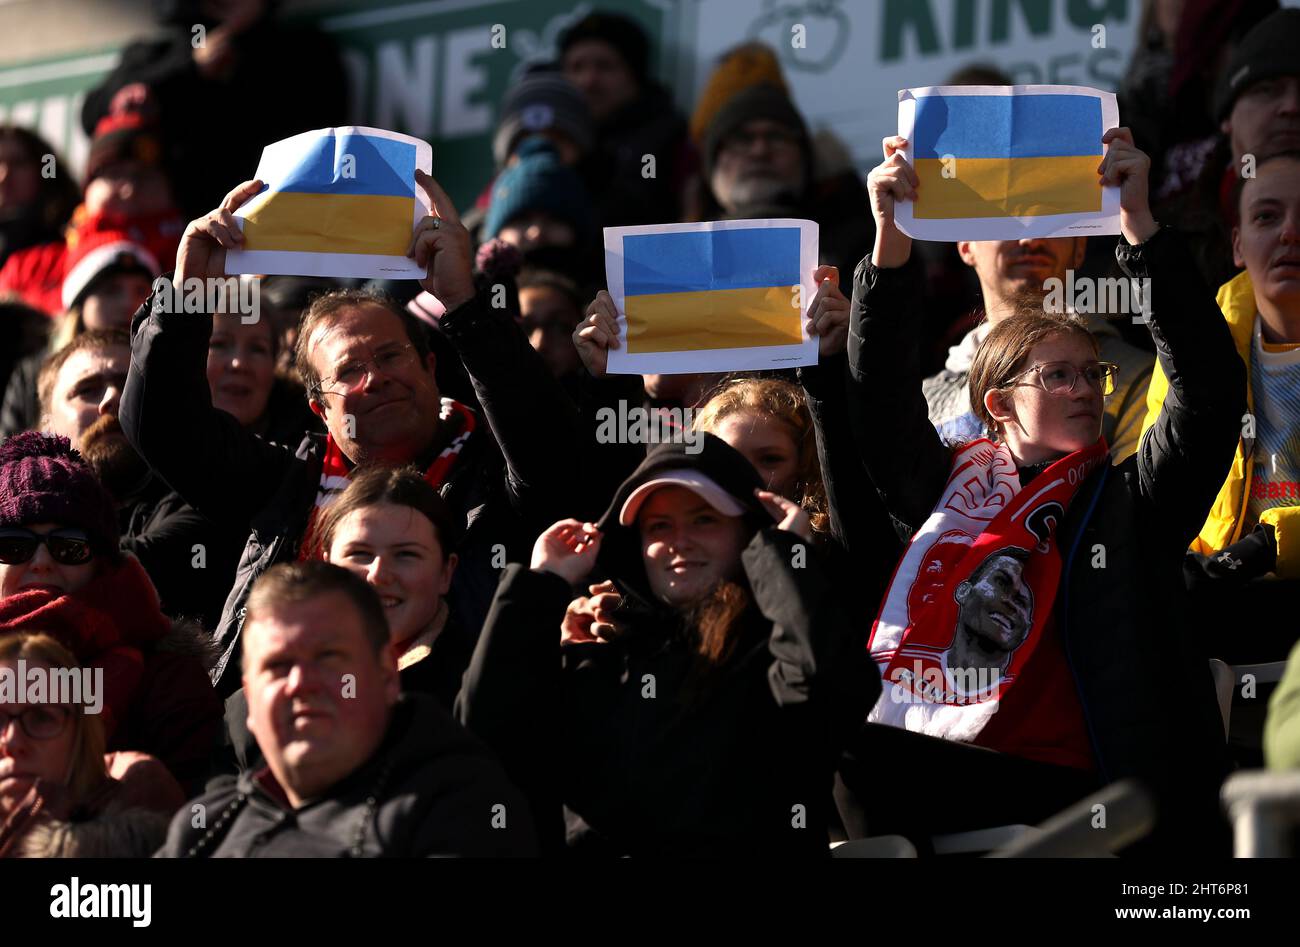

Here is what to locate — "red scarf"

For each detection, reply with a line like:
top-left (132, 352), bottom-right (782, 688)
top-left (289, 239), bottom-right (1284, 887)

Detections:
top-left (300, 397), bottom-right (477, 559)
top-left (868, 438), bottom-right (1108, 742)
top-left (0, 555), bottom-right (171, 740)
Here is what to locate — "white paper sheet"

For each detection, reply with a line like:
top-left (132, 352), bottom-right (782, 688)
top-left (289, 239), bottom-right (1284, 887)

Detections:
top-left (894, 85), bottom-right (1121, 242)
top-left (604, 219), bottom-right (821, 376)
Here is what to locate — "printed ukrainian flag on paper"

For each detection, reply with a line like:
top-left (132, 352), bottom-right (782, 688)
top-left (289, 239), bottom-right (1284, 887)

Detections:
top-left (604, 220), bottom-right (819, 375)
top-left (225, 126), bottom-right (432, 279)
top-left (895, 85), bottom-right (1121, 242)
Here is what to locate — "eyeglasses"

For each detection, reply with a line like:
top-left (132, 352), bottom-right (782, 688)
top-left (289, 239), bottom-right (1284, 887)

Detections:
top-left (1003, 361), bottom-right (1118, 397)
top-left (0, 705), bottom-right (73, 741)
top-left (0, 528), bottom-right (94, 566)
top-left (312, 344), bottom-right (419, 398)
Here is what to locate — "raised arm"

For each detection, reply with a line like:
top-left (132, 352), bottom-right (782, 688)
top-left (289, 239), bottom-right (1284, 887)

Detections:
top-left (120, 180), bottom-right (298, 528)
top-left (409, 171), bottom-right (585, 528)
top-left (1098, 127), bottom-right (1247, 547)
top-left (846, 136), bottom-right (952, 535)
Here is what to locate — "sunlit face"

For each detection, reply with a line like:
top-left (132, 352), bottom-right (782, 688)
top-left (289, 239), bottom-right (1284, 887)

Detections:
top-left (562, 38), bottom-right (639, 122)
top-left (0, 658), bottom-right (77, 813)
top-left (1225, 76), bottom-right (1300, 160)
top-left (638, 485), bottom-right (748, 607)
top-left (306, 304), bottom-right (441, 465)
top-left (81, 271), bottom-right (152, 331)
top-left (985, 333), bottom-right (1104, 464)
top-left (519, 284), bottom-right (582, 378)
top-left (954, 554), bottom-right (1033, 653)
top-left (207, 311), bottom-right (276, 427)
top-left (957, 238), bottom-right (1085, 316)
top-left (43, 346), bottom-right (129, 447)
top-left (1233, 157), bottom-right (1300, 321)
top-left (83, 160), bottom-right (173, 218)
top-left (0, 523), bottom-right (98, 599)
top-left (711, 118), bottom-right (805, 214)
top-left (326, 503), bottom-right (456, 647)
top-left (497, 212), bottom-right (577, 253)
top-left (0, 139), bottom-right (41, 210)
top-left (710, 410), bottom-right (800, 497)
top-left (242, 593), bottom-right (398, 807)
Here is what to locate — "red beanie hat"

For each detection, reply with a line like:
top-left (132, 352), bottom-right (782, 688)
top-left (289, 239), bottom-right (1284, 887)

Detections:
top-left (0, 432), bottom-right (120, 555)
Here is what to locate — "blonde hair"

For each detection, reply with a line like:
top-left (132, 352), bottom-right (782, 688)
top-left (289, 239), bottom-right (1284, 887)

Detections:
top-left (694, 376), bottom-right (829, 534)
top-left (0, 633), bottom-right (107, 804)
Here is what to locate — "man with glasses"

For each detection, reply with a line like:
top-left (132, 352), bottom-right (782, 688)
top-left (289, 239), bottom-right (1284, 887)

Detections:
top-left (922, 235), bottom-right (1155, 461)
top-left (121, 170), bottom-right (585, 697)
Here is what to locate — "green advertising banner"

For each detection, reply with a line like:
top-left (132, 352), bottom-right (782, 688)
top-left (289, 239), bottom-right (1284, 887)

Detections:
top-left (0, 0), bottom-right (681, 208)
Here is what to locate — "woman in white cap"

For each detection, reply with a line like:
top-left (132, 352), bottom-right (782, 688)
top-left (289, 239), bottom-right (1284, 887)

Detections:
top-left (456, 432), bottom-right (878, 856)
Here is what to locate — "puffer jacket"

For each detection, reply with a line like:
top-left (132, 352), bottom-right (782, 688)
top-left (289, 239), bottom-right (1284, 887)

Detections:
top-left (1140, 268), bottom-right (1300, 577)
top-left (846, 228), bottom-right (1242, 852)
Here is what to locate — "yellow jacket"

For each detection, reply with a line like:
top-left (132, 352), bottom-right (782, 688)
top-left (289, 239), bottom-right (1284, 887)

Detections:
top-left (1140, 270), bottom-right (1300, 577)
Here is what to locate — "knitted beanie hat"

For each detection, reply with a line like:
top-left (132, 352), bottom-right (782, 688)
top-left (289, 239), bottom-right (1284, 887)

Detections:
top-left (482, 136), bottom-right (593, 242)
top-left (691, 42), bottom-right (789, 144)
top-left (493, 67), bottom-right (594, 168)
top-left (0, 432), bottom-right (120, 553)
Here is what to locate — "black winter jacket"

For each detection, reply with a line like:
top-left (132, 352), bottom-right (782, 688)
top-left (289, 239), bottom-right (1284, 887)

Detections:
top-left (845, 228), bottom-right (1242, 846)
top-left (121, 281), bottom-right (585, 694)
top-left (156, 694), bottom-right (536, 857)
top-left (457, 527), bottom-right (880, 857)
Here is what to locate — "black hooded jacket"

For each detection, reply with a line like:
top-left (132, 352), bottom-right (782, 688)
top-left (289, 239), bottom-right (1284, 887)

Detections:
top-left (455, 435), bottom-right (881, 856)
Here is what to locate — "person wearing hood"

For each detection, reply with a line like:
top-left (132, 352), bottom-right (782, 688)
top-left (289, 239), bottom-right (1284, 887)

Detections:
top-left (1, 633), bottom-right (185, 858)
top-left (0, 432), bottom-right (222, 793)
top-left (157, 561), bottom-right (535, 857)
top-left (836, 128), bottom-right (1239, 853)
top-left (456, 433), bottom-right (879, 856)
top-left (559, 11), bottom-right (695, 228)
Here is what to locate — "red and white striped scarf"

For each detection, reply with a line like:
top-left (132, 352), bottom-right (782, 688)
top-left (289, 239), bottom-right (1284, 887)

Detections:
top-left (867, 437), bottom-right (1108, 741)
top-left (300, 397), bottom-right (477, 559)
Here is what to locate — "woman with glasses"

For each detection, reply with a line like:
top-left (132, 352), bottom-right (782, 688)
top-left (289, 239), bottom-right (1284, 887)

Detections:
top-left (832, 127), bottom-right (1244, 854)
top-left (0, 633), bottom-right (185, 857)
top-left (0, 431), bottom-right (221, 794)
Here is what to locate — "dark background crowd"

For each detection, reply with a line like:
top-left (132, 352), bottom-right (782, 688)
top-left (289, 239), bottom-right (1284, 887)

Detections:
top-left (0, 0), bottom-right (1299, 860)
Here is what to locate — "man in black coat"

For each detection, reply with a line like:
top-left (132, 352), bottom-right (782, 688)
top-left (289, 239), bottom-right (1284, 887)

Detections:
top-left (121, 172), bottom-right (585, 696)
top-left (157, 562), bottom-right (535, 857)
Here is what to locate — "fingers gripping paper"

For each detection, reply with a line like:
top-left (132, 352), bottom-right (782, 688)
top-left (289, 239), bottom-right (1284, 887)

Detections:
top-left (604, 219), bottom-right (820, 375)
top-left (225, 126), bottom-right (433, 279)
top-left (895, 85), bottom-right (1121, 241)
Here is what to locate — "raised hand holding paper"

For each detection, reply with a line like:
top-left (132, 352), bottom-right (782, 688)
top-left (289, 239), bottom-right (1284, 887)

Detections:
top-left (895, 85), bottom-right (1121, 241)
top-left (225, 126), bottom-right (433, 279)
top-left (603, 219), bottom-right (820, 375)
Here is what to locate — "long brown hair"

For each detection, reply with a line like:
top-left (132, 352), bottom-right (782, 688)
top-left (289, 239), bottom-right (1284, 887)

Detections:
top-left (968, 308), bottom-right (1097, 439)
top-left (693, 376), bottom-right (829, 534)
top-left (0, 633), bottom-right (107, 804)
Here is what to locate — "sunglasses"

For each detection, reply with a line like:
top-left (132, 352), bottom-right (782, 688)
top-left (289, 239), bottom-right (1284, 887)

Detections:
top-left (0, 705), bottom-right (73, 741)
top-left (0, 528), bottom-right (95, 566)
